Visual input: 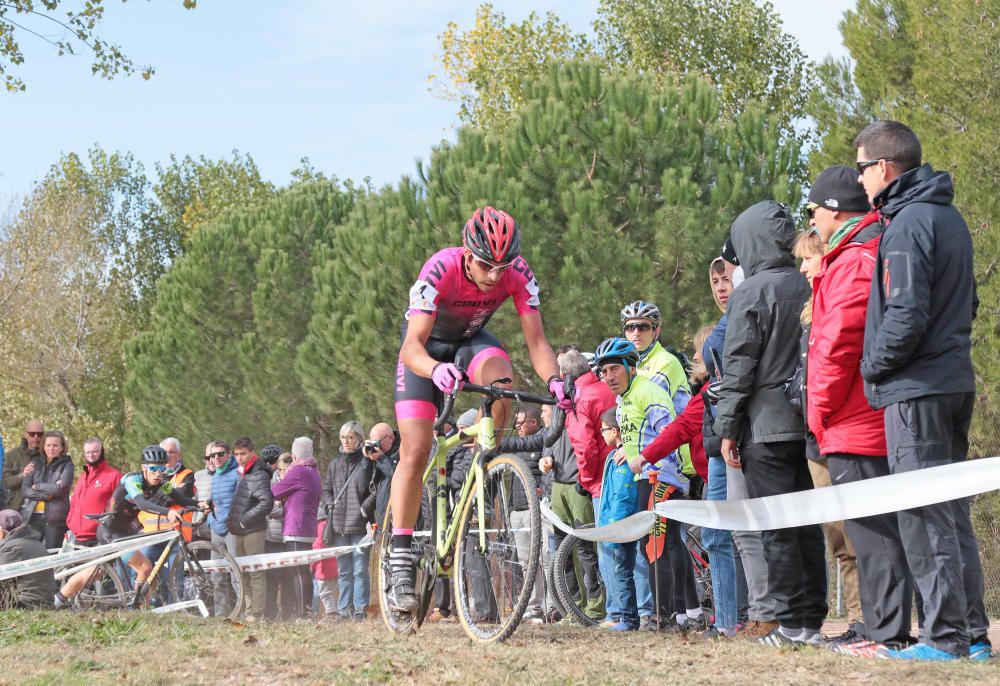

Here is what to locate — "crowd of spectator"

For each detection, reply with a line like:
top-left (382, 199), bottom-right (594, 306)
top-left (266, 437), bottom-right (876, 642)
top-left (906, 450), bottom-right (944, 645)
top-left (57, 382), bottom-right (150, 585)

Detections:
top-left (0, 120), bottom-right (991, 661)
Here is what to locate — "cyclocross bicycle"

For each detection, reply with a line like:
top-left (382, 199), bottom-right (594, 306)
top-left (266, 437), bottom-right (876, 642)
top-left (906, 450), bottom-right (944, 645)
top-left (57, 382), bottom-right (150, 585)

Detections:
top-left (66, 510), bottom-right (245, 619)
top-left (376, 377), bottom-right (568, 643)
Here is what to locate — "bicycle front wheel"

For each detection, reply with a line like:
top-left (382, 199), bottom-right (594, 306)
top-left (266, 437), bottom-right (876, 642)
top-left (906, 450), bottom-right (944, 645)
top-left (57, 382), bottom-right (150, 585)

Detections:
top-left (73, 562), bottom-right (129, 611)
top-left (170, 540), bottom-right (245, 620)
top-left (453, 453), bottom-right (541, 643)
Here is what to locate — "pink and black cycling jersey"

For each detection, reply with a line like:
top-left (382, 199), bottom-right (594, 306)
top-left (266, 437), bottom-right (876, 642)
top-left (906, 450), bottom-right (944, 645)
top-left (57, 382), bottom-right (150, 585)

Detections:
top-left (406, 247), bottom-right (540, 340)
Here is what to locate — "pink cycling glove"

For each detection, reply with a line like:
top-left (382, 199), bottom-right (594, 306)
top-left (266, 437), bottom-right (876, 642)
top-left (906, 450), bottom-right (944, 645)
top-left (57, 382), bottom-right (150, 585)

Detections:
top-left (432, 363), bottom-right (466, 394)
top-left (548, 377), bottom-right (574, 411)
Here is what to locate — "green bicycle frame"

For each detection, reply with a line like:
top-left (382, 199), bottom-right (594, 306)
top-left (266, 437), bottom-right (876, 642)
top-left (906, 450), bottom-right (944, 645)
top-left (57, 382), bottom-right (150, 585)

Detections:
top-left (424, 415), bottom-right (495, 572)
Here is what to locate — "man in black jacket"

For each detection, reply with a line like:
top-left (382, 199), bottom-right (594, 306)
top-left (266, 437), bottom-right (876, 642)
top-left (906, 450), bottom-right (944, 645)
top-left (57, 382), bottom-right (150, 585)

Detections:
top-left (228, 436), bottom-right (273, 620)
top-left (0, 509), bottom-right (56, 609)
top-left (856, 120), bottom-right (988, 661)
top-left (715, 200), bottom-right (827, 648)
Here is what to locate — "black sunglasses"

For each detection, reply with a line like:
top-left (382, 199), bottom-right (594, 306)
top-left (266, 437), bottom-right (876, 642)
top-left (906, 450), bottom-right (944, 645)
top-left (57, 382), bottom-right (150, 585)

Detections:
top-left (856, 157), bottom-right (894, 173)
top-left (206, 451), bottom-right (226, 459)
top-left (623, 322), bottom-right (653, 333)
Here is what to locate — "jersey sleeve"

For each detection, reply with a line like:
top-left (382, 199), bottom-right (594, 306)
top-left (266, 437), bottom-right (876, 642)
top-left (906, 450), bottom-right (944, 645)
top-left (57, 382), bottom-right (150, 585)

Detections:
top-left (121, 473), bottom-right (145, 501)
top-left (406, 250), bottom-right (454, 318)
top-left (506, 257), bottom-right (541, 316)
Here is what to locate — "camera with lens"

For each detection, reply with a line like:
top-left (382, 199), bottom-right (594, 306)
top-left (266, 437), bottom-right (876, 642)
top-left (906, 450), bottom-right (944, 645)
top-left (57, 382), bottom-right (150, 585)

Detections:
top-left (363, 440), bottom-right (381, 456)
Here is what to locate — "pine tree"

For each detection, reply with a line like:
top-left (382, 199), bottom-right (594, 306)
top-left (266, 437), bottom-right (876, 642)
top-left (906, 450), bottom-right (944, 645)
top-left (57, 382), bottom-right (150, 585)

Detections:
top-left (124, 181), bottom-right (356, 457)
top-left (301, 63), bottom-right (803, 423)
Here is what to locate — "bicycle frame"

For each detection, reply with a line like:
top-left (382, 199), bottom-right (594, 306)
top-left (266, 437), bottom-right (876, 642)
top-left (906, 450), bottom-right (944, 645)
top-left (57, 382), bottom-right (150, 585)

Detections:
top-left (424, 413), bottom-right (496, 570)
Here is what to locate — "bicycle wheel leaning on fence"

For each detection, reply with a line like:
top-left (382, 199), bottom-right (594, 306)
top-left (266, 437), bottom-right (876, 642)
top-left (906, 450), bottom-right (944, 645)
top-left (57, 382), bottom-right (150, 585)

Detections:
top-left (551, 524), bottom-right (603, 627)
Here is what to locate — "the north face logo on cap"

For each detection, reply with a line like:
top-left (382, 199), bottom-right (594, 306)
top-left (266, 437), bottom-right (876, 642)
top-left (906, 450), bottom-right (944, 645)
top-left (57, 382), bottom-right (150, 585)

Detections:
top-left (826, 198), bottom-right (839, 208)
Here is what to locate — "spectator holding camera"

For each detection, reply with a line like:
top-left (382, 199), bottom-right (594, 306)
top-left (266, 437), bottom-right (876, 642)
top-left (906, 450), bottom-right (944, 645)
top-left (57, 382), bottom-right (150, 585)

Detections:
top-left (361, 423), bottom-right (399, 530)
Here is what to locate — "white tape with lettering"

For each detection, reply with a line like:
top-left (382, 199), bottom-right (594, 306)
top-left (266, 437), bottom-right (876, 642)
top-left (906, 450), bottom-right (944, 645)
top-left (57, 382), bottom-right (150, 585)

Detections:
top-left (193, 536), bottom-right (374, 573)
top-left (542, 457), bottom-right (1000, 543)
top-left (0, 530), bottom-right (177, 582)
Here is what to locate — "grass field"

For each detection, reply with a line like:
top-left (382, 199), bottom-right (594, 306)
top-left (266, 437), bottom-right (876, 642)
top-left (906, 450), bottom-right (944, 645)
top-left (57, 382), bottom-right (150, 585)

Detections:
top-left (0, 611), bottom-right (996, 685)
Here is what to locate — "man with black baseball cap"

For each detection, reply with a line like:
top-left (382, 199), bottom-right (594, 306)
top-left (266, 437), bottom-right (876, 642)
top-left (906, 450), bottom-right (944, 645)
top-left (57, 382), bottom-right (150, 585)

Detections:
top-left (806, 165), bottom-right (870, 248)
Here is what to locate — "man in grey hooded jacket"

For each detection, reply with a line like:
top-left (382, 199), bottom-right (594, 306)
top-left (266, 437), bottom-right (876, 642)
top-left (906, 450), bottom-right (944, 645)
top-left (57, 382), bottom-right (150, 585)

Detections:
top-left (715, 200), bottom-right (828, 647)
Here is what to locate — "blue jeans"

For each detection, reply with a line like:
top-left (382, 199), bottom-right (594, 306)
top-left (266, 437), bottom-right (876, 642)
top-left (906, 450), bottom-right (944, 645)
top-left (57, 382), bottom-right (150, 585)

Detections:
top-left (633, 541), bottom-right (653, 617)
top-left (333, 533), bottom-right (370, 616)
top-left (702, 456), bottom-right (738, 632)
top-left (594, 497), bottom-right (619, 621)
top-left (608, 541), bottom-right (639, 628)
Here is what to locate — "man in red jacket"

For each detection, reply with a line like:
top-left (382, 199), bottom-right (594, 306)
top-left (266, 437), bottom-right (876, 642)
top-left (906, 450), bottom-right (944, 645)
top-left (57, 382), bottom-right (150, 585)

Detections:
top-left (806, 165), bottom-right (912, 657)
top-left (65, 438), bottom-right (123, 545)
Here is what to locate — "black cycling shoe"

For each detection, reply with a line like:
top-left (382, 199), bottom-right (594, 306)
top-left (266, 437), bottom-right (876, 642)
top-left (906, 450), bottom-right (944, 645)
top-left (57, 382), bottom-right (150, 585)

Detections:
top-left (388, 555), bottom-right (419, 614)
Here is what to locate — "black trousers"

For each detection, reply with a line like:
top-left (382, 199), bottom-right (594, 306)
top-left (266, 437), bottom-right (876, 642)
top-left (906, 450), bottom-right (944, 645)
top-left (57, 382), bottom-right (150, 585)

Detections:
top-left (884, 392), bottom-right (988, 655)
top-left (740, 439), bottom-right (828, 630)
top-left (826, 453), bottom-right (913, 645)
top-left (637, 480), bottom-right (698, 620)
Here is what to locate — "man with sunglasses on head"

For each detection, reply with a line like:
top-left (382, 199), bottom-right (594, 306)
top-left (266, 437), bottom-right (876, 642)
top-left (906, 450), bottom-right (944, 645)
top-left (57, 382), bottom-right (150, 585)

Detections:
top-left (388, 206), bottom-right (565, 614)
top-left (2, 420), bottom-right (45, 512)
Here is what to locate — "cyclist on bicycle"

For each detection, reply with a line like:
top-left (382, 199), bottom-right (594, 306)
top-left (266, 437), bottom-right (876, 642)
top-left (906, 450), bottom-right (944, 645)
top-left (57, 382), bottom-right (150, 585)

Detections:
top-left (388, 206), bottom-right (567, 613)
top-left (54, 445), bottom-right (203, 607)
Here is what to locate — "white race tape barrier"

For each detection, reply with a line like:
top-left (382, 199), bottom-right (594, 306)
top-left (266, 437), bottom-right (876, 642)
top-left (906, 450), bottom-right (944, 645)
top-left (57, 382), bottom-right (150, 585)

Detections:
top-left (151, 599), bottom-right (210, 617)
top-left (543, 457), bottom-right (1000, 544)
top-left (0, 530), bottom-right (177, 582)
top-left (193, 537), bottom-right (373, 573)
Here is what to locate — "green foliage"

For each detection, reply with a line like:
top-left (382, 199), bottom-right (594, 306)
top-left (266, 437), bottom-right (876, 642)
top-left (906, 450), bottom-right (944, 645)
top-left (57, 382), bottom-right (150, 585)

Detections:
top-left (153, 151), bottom-right (276, 257)
top-left (594, 0), bottom-right (813, 130)
top-left (301, 63), bottom-right (802, 424)
top-left (124, 181), bottom-right (357, 458)
top-left (0, 147), bottom-right (153, 463)
top-left (808, 0), bottom-right (1000, 455)
top-left (0, 0), bottom-right (197, 93)
top-left (431, 0), bottom-right (812, 136)
top-left (431, 3), bottom-right (592, 130)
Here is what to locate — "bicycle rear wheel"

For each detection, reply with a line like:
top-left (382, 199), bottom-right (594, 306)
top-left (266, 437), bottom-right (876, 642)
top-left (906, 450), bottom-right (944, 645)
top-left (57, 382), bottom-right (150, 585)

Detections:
top-left (552, 525), bottom-right (602, 627)
top-left (73, 562), bottom-right (129, 611)
top-left (453, 453), bottom-right (541, 643)
top-left (170, 540), bottom-right (245, 620)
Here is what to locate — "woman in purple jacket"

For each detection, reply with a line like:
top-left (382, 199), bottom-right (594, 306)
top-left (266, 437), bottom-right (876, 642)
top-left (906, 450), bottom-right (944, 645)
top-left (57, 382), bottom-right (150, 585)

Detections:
top-left (271, 437), bottom-right (322, 618)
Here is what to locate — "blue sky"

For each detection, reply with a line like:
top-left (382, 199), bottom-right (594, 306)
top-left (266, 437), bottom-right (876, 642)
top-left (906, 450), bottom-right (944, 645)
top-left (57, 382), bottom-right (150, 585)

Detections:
top-left (1, 1), bottom-right (852, 205)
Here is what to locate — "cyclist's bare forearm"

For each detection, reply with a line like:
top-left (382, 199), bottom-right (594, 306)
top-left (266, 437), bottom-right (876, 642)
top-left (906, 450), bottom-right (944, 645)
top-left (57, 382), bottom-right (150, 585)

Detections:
top-left (520, 312), bottom-right (559, 382)
top-left (400, 316), bottom-right (439, 378)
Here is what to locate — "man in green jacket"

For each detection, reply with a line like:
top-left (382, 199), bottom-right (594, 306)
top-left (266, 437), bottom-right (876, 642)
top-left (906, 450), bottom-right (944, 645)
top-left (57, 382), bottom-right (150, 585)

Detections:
top-left (1, 420), bottom-right (45, 512)
top-left (0, 509), bottom-right (56, 609)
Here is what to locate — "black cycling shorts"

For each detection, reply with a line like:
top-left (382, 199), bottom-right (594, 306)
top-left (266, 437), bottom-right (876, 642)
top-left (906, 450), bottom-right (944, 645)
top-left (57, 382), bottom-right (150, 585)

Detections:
top-left (393, 324), bottom-right (508, 422)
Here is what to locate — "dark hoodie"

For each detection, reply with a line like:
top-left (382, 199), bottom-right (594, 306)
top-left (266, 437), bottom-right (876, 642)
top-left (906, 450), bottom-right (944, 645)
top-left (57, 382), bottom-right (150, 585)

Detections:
top-left (714, 201), bottom-right (811, 444)
top-left (861, 164), bottom-right (978, 408)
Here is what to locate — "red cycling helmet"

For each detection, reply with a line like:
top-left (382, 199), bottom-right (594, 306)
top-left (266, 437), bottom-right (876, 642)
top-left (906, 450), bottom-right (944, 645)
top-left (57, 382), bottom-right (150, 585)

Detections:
top-left (463, 206), bottom-right (521, 266)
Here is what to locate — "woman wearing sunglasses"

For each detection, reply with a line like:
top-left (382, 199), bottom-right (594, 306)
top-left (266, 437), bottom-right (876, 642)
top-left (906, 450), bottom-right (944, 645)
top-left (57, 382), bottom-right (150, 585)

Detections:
top-left (387, 206), bottom-right (567, 614)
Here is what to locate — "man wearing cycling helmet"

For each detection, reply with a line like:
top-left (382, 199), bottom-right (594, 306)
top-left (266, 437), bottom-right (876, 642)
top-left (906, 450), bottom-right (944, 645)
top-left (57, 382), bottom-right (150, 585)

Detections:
top-left (620, 300), bottom-right (696, 626)
top-left (54, 445), bottom-right (204, 608)
top-left (388, 206), bottom-right (566, 613)
top-left (594, 337), bottom-right (689, 631)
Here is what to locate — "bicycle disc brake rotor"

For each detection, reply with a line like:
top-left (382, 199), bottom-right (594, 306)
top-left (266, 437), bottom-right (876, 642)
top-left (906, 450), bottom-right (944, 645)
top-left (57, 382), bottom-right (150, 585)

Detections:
top-left (414, 541), bottom-right (438, 627)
